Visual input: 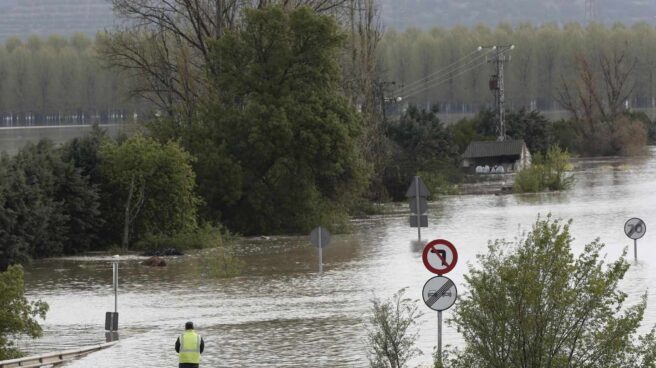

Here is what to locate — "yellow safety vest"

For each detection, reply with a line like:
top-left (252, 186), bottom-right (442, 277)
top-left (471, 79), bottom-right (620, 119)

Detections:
top-left (179, 330), bottom-right (202, 364)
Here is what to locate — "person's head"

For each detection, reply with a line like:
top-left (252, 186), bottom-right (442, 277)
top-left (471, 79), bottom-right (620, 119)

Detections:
top-left (185, 321), bottom-right (194, 330)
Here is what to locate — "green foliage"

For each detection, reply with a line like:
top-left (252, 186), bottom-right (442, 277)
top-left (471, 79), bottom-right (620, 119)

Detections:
top-left (134, 224), bottom-right (224, 252)
top-left (383, 105), bottom-right (460, 200)
top-left (199, 246), bottom-right (244, 279)
top-left (0, 140), bottom-right (102, 269)
top-left (0, 265), bottom-right (49, 360)
top-left (365, 288), bottom-right (423, 368)
top-left (60, 125), bottom-right (107, 183)
top-left (153, 6), bottom-right (367, 235)
top-left (514, 146), bottom-right (574, 193)
top-left (448, 215), bottom-right (656, 368)
top-left (506, 109), bottom-right (552, 154)
top-left (99, 134), bottom-right (199, 246)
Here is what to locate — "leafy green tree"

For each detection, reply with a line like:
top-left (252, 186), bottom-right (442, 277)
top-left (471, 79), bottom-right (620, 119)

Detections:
top-left (448, 215), bottom-right (656, 368)
top-left (0, 140), bottom-right (102, 267)
top-left (0, 265), bottom-right (48, 360)
top-left (99, 135), bottom-right (199, 247)
top-left (506, 109), bottom-right (552, 154)
top-left (384, 105), bottom-right (459, 199)
top-left (366, 288), bottom-right (422, 368)
top-left (154, 6), bottom-right (367, 235)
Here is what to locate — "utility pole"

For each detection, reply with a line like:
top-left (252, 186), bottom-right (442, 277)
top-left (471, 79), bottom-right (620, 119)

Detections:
top-left (481, 45), bottom-right (514, 141)
top-left (585, 0), bottom-right (598, 21)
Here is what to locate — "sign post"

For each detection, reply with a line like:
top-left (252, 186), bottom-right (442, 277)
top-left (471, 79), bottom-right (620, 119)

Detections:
top-left (105, 256), bottom-right (120, 341)
top-left (421, 239), bottom-right (459, 366)
top-left (406, 176), bottom-right (429, 241)
top-left (624, 218), bottom-right (646, 260)
top-left (310, 226), bottom-right (331, 274)
top-left (422, 275), bottom-right (458, 364)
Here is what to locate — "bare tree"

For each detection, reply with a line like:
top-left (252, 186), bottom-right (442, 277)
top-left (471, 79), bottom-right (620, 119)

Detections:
top-left (557, 49), bottom-right (636, 124)
top-left (100, 0), bottom-right (356, 118)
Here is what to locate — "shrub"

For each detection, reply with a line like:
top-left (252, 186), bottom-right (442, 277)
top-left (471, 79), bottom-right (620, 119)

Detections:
top-left (0, 265), bottom-right (48, 360)
top-left (365, 288), bottom-right (423, 368)
top-left (514, 146), bottom-right (574, 193)
top-left (447, 215), bottom-right (656, 368)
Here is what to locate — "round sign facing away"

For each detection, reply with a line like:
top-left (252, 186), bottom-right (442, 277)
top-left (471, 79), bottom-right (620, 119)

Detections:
top-left (310, 226), bottom-right (331, 248)
top-left (625, 218), bottom-right (646, 240)
top-left (422, 239), bottom-right (458, 275)
top-left (422, 276), bottom-right (457, 311)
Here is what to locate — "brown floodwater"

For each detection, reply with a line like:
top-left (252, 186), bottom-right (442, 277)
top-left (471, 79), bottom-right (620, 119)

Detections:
top-left (17, 147), bottom-right (656, 367)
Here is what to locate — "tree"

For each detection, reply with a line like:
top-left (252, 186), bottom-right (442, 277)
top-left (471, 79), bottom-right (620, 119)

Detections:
top-left (99, 135), bottom-right (199, 247)
top-left (448, 215), bottom-right (656, 368)
top-left (99, 0), bottom-right (357, 117)
top-left (0, 140), bottom-right (102, 268)
top-left (384, 105), bottom-right (459, 200)
top-left (0, 265), bottom-right (48, 360)
top-left (155, 6), bottom-right (367, 235)
top-left (365, 289), bottom-right (422, 368)
top-left (506, 109), bottom-right (551, 154)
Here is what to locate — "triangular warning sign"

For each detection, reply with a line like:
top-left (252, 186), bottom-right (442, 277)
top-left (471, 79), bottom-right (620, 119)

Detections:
top-left (405, 176), bottom-right (430, 197)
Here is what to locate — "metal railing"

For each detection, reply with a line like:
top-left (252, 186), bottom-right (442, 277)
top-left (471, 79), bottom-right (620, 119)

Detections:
top-left (0, 342), bottom-right (117, 368)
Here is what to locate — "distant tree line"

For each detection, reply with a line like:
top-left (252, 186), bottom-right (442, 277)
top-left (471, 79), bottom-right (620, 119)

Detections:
top-left (0, 34), bottom-right (147, 125)
top-left (379, 22), bottom-right (656, 113)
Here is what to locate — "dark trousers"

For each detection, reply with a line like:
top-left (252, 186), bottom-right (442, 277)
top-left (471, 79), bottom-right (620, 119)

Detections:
top-left (179, 364), bottom-right (199, 368)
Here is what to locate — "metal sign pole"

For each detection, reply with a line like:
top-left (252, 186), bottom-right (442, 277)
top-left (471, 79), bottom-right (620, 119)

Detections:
top-left (437, 311), bottom-right (443, 364)
top-left (634, 239), bottom-right (637, 261)
top-left (415, 176), bottom-right (421, 241)
top-left (319, 229), bottom-right (323, 274)
top-left (113, 262), bottom-right (118, 313)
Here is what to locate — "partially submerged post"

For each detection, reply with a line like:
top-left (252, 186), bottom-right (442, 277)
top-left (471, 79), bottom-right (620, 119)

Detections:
top-left (406, 176), bottom-right (429, 241)
top-left (105, 256), bottom-right (120, 341)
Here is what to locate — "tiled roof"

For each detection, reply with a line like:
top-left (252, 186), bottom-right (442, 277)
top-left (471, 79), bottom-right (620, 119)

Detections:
top-left (462, 139), bottom-right (527, 159)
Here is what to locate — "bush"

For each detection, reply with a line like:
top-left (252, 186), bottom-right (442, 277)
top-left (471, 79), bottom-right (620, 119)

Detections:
top-left (447, 215), bottom-right (656, 368)
top-left (199, 246), bottom-right (243, 278)
top-left (133, 225), bottom-right (225, 253)
top-left (0, 265), bottom-right (48, 360)
top-left (514, 146), bottom-right (574, 193)
top-left (365, 288), bottom-right (422, 368)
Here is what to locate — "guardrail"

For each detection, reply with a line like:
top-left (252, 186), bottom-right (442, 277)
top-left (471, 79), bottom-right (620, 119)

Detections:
top-left (0, 342), bottom-right (117, 368)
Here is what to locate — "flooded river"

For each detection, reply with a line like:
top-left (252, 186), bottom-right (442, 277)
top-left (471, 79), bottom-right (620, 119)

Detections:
top-left (19, 148), bottom-right (656, 367)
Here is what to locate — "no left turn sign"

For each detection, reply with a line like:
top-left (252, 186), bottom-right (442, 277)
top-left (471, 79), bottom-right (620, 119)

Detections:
top-left (422, 239), bottom-right (458, 275)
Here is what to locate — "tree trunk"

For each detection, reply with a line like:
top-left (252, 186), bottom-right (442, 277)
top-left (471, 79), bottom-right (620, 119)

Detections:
top-left (122, 176), bottom-right (135, 250)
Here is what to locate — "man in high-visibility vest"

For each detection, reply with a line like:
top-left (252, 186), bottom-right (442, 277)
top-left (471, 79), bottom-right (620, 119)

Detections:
top-left (175, 321), bottom-right (205, 368)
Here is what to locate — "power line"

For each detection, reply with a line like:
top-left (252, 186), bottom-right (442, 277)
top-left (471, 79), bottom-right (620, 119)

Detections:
top-left (400, 58), bottom-right (490, 99)
top-left (396, 49), bottom-right (494, 98)
top-left (394, 48), bottom-right (483, 94)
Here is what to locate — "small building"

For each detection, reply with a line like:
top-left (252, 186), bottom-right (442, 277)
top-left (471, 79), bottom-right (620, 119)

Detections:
top-left (462, 139), bottom-right (531, 173)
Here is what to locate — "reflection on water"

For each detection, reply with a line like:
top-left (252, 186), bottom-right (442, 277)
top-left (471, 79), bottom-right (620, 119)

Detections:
top-left (19, 148), bottom-right (656, 367)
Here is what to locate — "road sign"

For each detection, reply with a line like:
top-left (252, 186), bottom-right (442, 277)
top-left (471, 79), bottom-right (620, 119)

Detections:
top-left (422, 239), bottom-right (458, 275)
top-left (422, 276), bottom-right (457, 311)
top-left (410, 215), bottom-right (428, 228)
top-left (310, 226), bottom-right (331, 248)
top-left (406, 176), bottom-right (430, 198)
top-left (409, 197), bottom-right (428, 214)
top-left (625, 218), bottom-right (646, 240)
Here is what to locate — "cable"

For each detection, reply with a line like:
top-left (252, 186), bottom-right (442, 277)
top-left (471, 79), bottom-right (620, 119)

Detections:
top-left (401, 58), bottom-right (490, 99)
top-left (394, 48), bottom-right (492, 95)
top-left (394, 48), bottom-right (481, 93)
top-left (394, 49), bottom-right (493, 97)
